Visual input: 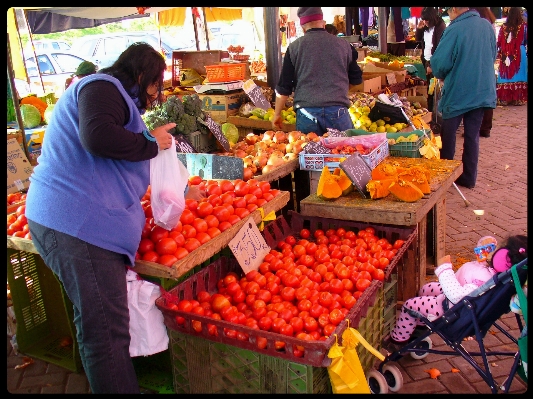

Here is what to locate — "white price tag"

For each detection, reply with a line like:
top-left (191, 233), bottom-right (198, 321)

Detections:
top-left (14, 179), bottom-right (24, 191)
top-left (228, 217), bottom-right (271, 274)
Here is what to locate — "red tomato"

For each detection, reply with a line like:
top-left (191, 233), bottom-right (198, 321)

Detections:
top-left (393, 239), bottom-right (405, 249)
top-left (309, 303), bottom-right (325, 319)
top-left (279, 323), bottom-right (294, 337)
top-left (299, 228), bottom-right (311, 239)
top-left (271, 318), bottom-right (287, 333)
top-left (150, 225), bottom-right (169, 242)
top-left (227, 214), bottom-right (242, 225)
top-left (303, 316), bottom-right (318, 332)
top-left (211, 294), bottom-right (231, 313)
top-left (284, 235), bottom-right (297, 246)
top-left (318, 291), bottom-right (333, 308)
top-left (281, 286), bottom-right (296, 302)
top-left (258, 316), bottom-right (272, 331)
top-left (219, 179), bottom-right (235, 193)
top-left (181, 225), bottom-right (197, 239)
top-left (155, 237), bottom-right (178, 255)
top-left (218, 221), bottom-right (232, 232)
top-left (141, 250), bottom-right (159, 263)
top-left (372, 268), bottom-right (385, 282)
top-left (234, 207), bottom-right (250, 220)
top-left (174, 247), bottom-right (189, 260)
top-left (179, 209), bottom-right (195, 225)
top-left (234, 181), bottom-right (250, 197)
top-left (206, 184), bottom-right (222, 197)
top-left (137, 238), bottom-right (155, 254)
top-left (355, 278), bottom-right (372, 292)
top-left (197, 291), bottom-right (211, 303)
top-left (232, 290), bottom-right (246, 304)
top-left (196, 202), bottom-right (213, 218)
top-left (329, 308), bottom-right (344, 325)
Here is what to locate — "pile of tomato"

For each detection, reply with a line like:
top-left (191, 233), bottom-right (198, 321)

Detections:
top-left (136, 176), bottom-right (281, 266)
top-left (7, 191), bottom-right (27, 206)
top-left (162, 226), bottom-right (405, 356)
top-left (7, 204), bottom-right (30, 239)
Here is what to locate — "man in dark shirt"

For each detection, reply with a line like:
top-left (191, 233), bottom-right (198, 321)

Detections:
top-left (273, 7), bottom-right (363, 136)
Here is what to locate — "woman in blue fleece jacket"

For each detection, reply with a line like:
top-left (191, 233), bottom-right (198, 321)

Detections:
top-left (25, 43), bottom-right (202, 394)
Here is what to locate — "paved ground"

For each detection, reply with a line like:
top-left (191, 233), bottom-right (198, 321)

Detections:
top-left (6, 104), bottom-right (527, 394)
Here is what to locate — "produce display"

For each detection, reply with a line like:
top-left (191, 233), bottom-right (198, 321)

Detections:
top-left (137, 176), bottom-right (282, 266)
top-left (316, 167), bottom-right (353, 200)
top-left (7, 204), bottom-right (29, 239)
top-left (18, 93), bottom-right (57, 129)
top-left (219, 130), bottom-right (318, 179)
top-left (158, 225), bottom-right (405, 355)
top-left (366, 162), bottom-right (431, 202)
top-left (142, 94), bottom-right (210, 137)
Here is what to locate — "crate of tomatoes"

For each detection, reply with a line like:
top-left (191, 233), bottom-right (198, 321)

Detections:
top-left (155, 211), bottom-right (416, 367)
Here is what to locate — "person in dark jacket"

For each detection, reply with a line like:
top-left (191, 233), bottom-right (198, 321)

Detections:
top-left (430, 7), bottom-right (497, 189)
top-left (415, 7), bottom-right (446, 112)
top-left (273, 7), bottom-right (363, 136)
top-left (26, 43), bottom-right (204, 394)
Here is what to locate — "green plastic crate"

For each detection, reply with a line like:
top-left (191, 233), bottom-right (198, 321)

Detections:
top-left (132, 349), bottom-right (174, 394)
top-left (7, 248), bottom-right (82, 373)
top-left (387, 130), bottom-right (425, 158)
top-left (169, 330), bottom-right (332, 394)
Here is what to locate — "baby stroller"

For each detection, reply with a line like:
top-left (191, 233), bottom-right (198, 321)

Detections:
top-left (367, 258), bottom-right (528, 394)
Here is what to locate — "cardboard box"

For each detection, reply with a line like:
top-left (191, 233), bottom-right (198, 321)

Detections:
top-left (349, 76), bottom-right (381, 94)
top-left (363, 71), bottom-right (406, 88)
top-left (25, 128), bottom-right (46, 166)
top-left (7, 138), bottom-right (33, 194)
top-left (198, 90), bottom-right (244, 124)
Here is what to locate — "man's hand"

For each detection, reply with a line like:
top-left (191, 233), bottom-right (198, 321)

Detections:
top-left (272, 114), bottom-right (283, 130)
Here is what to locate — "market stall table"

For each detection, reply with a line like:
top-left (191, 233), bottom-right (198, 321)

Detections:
top-left (299, 157), bottom-right (462, 302)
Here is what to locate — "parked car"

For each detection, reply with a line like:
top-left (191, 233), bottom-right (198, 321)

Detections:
top-left (71, 31), bottom-right (196, 70)
top-left (23, 51), bottom-right (91, 97)
top-left (23, 39), bottom-right (72, 58)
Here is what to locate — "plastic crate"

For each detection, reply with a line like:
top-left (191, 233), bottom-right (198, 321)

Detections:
top-left (263, 211), bottom-right (417, 281)
top-left (132, 349), bottom-right (174, 394)
top-left (6, 248), bottom-right (82, 373)
top-left (298, 138), bottom-right (389, 171)
top-left (156, 256), bottom-right (382, 368)
top-left (169, 329), bottom-right (332, 393)
top-left (205, 63), bottom-right (247, 83)
top-left (388, 130), bottom-right (425, 158)
top-left (183, 130), bottom-right (218, 154)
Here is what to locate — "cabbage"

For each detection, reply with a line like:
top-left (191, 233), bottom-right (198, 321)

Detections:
top-left (221, 122), bottom-right (239, 145)
top-left (44, 104), bottom-right (56, 125)
top-left (20, 104), bottom-right (42, 129)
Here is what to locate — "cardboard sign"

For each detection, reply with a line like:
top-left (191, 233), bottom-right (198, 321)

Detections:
top-left (228, 217), bottom-right (271, 274)
top-left (339, 154), bottom-right (372, 198)
top-left (7, 138), bottom-right (33, 194)
top-left (203, 114), bottom-right (230, 152)
top-left (174, 134), bottom-right (196, 153)
top-left (386, 72), bottom-right (397, 85)
top-left (243, 79), bottom-right (271, 110)
top-left (303, 141), bottom-right (332, 154)
top-left (176, 153), bottom-right (244, 180)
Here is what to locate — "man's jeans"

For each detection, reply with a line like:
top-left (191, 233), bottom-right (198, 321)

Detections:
top-left (296, 105), bottom-right (354, 136)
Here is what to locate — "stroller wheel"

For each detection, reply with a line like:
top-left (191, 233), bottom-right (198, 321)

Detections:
top-left (382, 364), bottom-right (403, 392)
top-left (366, 370), bottom-right (389, 394)
top-left (410, 336), bottom-right (432, 360)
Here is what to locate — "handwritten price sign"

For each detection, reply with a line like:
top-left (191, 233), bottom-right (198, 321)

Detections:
top-left (204, 114), bottom-right (230, 152)
top-left (174, 134), bottom-right (196, 153)
top-left (229, 217), bottom-right (271, 274)
top-left (243, 79), bottom-right (271, 110)
top-left (339, 154), bottom-right (372, 198)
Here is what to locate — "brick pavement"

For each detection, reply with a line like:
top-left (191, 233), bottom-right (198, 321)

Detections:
top-left (6, 105), bottom-right (527, 394)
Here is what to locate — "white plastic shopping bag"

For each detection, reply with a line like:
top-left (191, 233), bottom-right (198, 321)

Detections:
top-left (149, 136), bottom-right (189, 230)
top-left (126, 269), bottom-right (169, 357)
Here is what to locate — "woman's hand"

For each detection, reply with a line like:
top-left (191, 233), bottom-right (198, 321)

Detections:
top-left (272, 113), bottom-right (283, 130)
top-left (185, 185), bottom-right (206, 201)
top-left (417, 20), bottom-right (426, 29)
top-left (151, 123), bottom-right (175, 150)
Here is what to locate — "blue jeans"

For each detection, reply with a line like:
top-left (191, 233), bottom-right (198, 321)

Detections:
top-left (27, 219), bottom-right (140, 394)
top-left (296, 106), bottom-right (354, 136)
top-left (440, 108), bottom-right (486, 188)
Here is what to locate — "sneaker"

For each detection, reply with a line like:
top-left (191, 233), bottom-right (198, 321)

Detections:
top-left (381, 335), bottom-right (407, 354)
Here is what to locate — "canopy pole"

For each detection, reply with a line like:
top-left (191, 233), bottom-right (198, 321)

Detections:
top-left (202, 7), bottom-right (210, 50)
top-left (263, 7), bottom-right (281, 90)
top-left (191, 7), bottom-right (200, 51)
top-left (23, 9), bottom-right (46, 92)
top-left (7, 32), bottom-right (31, 162)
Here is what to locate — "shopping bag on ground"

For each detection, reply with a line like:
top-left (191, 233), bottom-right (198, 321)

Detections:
top-left (149, 136), bottom-right (189, 230)
top-left (327, 324), bottom-right (385, 394)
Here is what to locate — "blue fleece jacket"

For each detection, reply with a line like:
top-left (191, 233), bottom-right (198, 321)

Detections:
top-left (430, 10), bottom-right (497, 119)
top-left (25, 74), bottom-right (149, 265)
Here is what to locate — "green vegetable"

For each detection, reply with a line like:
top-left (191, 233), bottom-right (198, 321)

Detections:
top-left (182, 94), bottom-right (204, 118)
top-left (222, 122), bottom-right (239, 144)
top-left (20, 103), bottom-right (42, 128)
top-left (44, 104), bottom-right (55, 125)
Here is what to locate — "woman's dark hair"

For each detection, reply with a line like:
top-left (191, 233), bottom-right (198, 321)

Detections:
top-left (505, 7), bottom-right (524, 31)
top-left (98, 42), bottom-right (167, 110)
top-left (420, 7), bottom-right (442, 29)
top-left (325, 24), bottom-right (338, 35)
top-left (470, 7), bottom-right (496, 24)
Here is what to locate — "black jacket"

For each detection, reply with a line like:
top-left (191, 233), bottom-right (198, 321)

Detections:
top-left (415, 19), bottom-right (446, 68)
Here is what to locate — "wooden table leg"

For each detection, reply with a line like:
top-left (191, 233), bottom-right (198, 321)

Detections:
top-left (433, 196), bottom-right (447, 269)
top-left (397, 216), bottom-right (426, 302)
